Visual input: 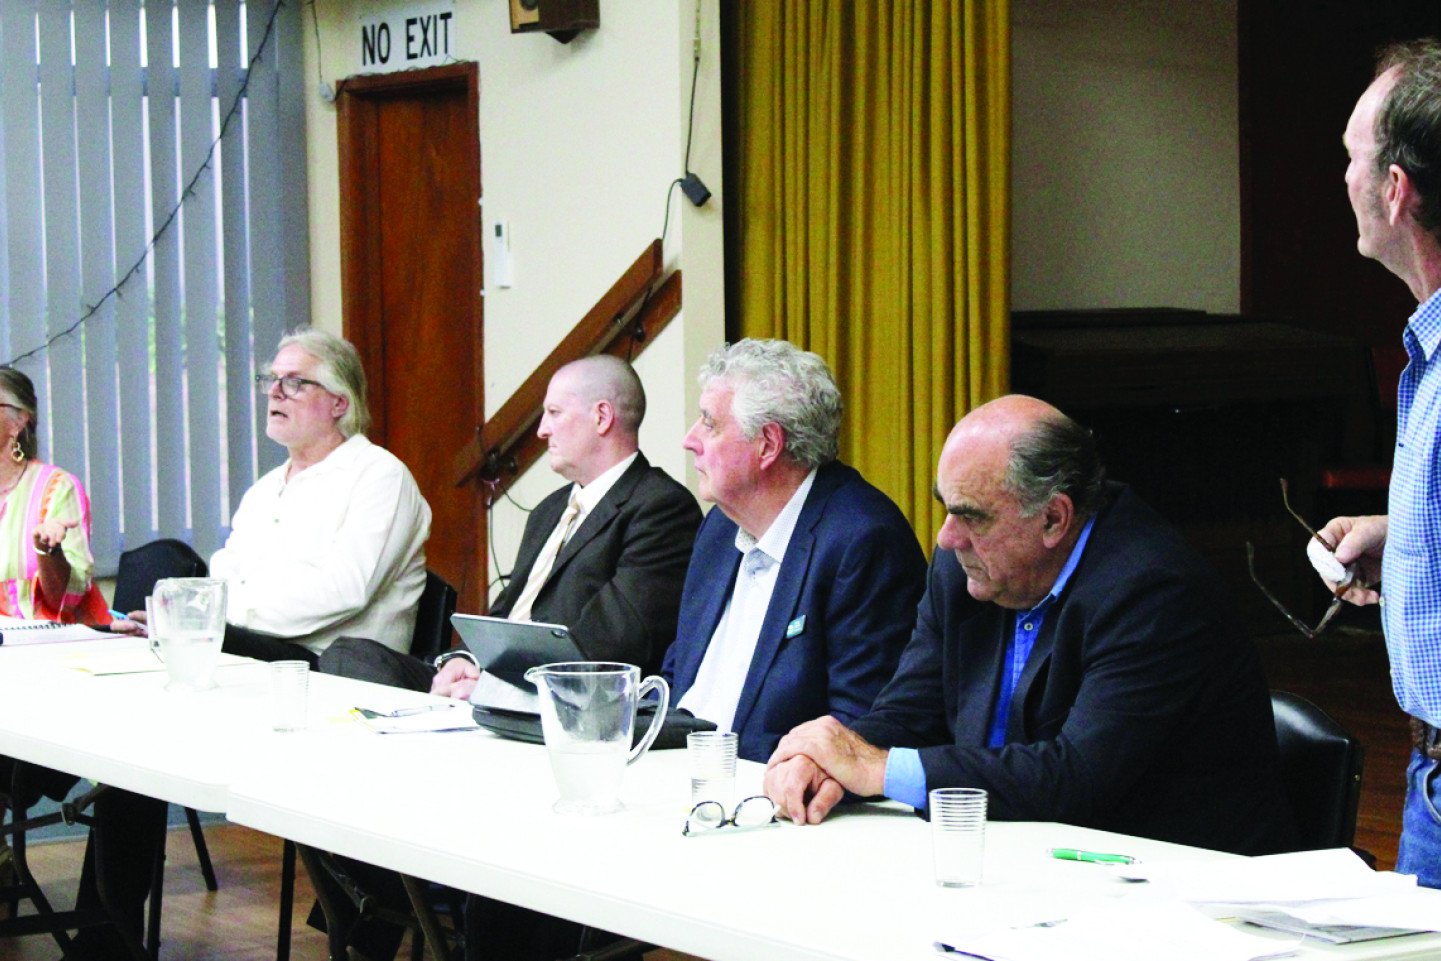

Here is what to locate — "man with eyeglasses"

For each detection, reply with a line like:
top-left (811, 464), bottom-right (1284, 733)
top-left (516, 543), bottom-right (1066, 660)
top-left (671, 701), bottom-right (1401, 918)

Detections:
top-left (765, 396), bottom-right (1297, 856)
top-left (203, 328), bottom-right (431, 664)
top-left (1315, 40), bottom-right (1441, 888)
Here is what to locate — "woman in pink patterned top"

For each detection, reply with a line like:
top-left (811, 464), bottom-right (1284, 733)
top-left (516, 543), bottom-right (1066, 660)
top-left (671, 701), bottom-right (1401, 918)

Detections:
top-left (0, 367), bottom-right (110, 626)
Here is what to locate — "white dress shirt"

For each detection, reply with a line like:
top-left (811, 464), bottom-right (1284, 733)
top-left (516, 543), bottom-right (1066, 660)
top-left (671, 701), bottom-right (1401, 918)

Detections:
top-left (209, 434), bottom-right (432, 654)
top-left (677, 469), bottom-right (817, 731)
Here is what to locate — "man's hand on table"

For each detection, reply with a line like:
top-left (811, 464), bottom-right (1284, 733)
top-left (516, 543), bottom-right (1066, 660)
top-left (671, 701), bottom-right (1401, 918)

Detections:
top-left (764, 716), bottom-right (888, 825)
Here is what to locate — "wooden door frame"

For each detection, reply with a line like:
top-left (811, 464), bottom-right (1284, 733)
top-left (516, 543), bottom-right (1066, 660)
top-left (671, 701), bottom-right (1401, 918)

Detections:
top-left (336, 61), bottom-right (487, 610)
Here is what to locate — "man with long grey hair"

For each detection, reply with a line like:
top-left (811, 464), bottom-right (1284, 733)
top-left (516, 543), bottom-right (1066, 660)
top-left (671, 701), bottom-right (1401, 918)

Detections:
top-left (206, 328), bottom-right (430, 664)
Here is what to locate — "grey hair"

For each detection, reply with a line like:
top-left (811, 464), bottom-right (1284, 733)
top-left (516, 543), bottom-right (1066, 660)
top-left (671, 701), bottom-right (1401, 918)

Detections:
top-left (1003, 413), bottom-right (1106, 520)
top-left (275, 328), bottom-right (371, 438)
top-left (0, 367), bottom-right (38, 460)
top-left (560, 355), bottom-right (646, 434)
top-left (1374, 39), bottom-right (1441, 243)
top-left (698, 339), bottom-right (842, 470)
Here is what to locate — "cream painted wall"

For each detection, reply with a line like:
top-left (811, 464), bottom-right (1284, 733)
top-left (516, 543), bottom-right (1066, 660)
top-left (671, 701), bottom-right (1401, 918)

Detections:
top-left (1012, 0), bottom-right (1240, 313)
top-left (303, 1), bottom-right (723, 602)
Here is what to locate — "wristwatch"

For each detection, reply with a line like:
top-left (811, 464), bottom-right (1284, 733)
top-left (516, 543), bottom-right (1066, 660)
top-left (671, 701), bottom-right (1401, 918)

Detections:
top-left (432, 649), bottom-right (477, 670)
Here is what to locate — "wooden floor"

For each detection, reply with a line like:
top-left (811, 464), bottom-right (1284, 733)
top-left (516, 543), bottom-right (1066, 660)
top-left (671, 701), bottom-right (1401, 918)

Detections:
top-left (6, 823), bottom-right (330, 961)
top-left (4, 825), bottom-right (698, 960)
top-left (1, 626), bottom-right (1408, 961)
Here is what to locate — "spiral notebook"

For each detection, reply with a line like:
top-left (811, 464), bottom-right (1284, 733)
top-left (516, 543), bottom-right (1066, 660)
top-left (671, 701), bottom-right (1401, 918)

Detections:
top-left (0, 615), bottom-right (111, 645)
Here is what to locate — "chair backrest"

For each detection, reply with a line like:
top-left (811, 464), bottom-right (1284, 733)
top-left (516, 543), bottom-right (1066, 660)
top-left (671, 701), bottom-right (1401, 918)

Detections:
top-left (112, 538), bottom-right (208, 614)
top-left (1270, 690), bottom-right (1364, 851)
top-left (409, 570), bottom-right (459, 663)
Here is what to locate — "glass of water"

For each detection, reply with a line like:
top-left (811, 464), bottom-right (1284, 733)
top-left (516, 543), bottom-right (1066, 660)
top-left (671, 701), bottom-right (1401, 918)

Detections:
top-left (930, 787), bottom-right (987, 887)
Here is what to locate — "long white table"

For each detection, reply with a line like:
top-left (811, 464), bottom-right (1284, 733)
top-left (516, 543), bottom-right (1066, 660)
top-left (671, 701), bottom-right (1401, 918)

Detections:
top-left (4, 637), bottom-right (1441, 960)
top-left (225, 718), bottom-right (1441, 961)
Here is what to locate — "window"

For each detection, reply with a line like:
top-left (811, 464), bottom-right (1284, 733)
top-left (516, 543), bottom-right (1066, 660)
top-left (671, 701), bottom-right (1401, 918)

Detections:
top-left (0, 0), bottom-right (308, 573)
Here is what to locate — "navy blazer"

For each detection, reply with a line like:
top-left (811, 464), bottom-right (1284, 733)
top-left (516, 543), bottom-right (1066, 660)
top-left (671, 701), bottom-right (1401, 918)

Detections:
top-left (851, 482), bottom-right (1297, 856)
top-left (664, 460), bottom-right (927, 762)
top-left (493, 454), bottom-right (701, 676)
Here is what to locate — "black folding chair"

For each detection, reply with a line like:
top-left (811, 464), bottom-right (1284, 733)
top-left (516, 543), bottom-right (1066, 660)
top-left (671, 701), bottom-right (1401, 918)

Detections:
top-left (1270, 690), bottom-right (1365, 852)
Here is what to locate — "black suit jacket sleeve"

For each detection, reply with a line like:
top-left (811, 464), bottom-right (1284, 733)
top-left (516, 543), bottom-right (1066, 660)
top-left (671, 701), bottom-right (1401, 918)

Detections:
top-left (492, 456), bottom-right (701, 675)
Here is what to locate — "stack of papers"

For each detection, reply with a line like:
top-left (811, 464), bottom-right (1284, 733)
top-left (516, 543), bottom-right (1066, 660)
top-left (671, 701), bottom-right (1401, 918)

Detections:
top-left (933, 849), bottom-right (1440, 960)
top-left (0, 615), bottom-right (111, 645)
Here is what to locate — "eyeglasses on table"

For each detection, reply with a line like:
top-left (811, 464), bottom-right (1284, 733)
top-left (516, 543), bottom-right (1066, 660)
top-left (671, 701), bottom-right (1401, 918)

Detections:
top-left (683, 795), bottom-right (779, 837)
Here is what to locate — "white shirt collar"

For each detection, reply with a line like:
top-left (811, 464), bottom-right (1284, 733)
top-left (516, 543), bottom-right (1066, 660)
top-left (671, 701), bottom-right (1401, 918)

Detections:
top-left (572, 451), bottom-right (638, 515)
top-left (277, 434), bottom-right (370, 488)
top-left (733, 467), bottom-right (819, 565)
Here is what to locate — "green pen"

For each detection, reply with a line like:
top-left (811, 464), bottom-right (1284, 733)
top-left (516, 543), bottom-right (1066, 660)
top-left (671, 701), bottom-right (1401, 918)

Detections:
top-left (1048, 847), bottom-right (1137, 864)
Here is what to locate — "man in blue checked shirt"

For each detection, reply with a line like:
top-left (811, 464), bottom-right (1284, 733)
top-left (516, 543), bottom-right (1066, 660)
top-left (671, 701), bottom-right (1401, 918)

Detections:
top-left (1319, 39), bottom-right (1441, 889)
top-left (765, 395), bottom-right (1296, 856)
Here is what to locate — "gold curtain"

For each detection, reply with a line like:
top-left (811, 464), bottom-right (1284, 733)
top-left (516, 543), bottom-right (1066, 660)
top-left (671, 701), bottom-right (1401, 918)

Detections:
top-left (734, 0), bottom-right (1010, 545)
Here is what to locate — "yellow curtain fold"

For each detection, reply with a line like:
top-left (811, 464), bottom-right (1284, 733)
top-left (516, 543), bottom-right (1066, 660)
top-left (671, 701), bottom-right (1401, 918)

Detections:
top-left (735, 0), bottom-right (1010, 546)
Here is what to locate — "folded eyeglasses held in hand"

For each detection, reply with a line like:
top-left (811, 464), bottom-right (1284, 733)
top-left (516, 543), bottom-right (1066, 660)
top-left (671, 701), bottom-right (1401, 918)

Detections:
top-left (683, 795), bottom-right (779, 837)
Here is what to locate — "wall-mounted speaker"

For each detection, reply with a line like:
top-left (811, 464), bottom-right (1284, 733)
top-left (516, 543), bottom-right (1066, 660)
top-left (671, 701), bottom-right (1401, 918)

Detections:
top-left (509, 0), bottom-right (599, 44)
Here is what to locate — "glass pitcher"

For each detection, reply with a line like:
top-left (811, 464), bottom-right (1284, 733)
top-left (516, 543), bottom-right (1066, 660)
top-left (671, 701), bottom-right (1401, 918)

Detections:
top-left (523, 661), bottom-right (669, 815)
top-left (150, 577), bottom-right (228, 693)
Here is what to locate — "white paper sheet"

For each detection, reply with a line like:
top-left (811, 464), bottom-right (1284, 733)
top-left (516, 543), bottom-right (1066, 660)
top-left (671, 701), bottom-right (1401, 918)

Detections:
top-left (935, 898), bottom-right (1299, 961)
top-left (1112, 848), bottom-right (1413, 903)
top-left (351, 702), bottom-right (480, 734)
top-left (62, 650), bottom-right (250, 675)
top-left (1280, 888), bottom-right (1441, 931)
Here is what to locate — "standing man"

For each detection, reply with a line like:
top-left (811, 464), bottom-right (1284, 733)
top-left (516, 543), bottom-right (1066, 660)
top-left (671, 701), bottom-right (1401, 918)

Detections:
top-left (766, 396), bottom-right (1296, 856)
top-left (1319, 39), bottom-right (1441, 887)
top-left (663, 339), bottom-right (927, 762)
top-left (206, 328), bottom-right (431, 665)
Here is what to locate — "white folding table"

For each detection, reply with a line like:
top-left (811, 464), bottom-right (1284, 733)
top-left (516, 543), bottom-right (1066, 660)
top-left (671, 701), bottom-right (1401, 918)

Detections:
top-left (226, 727), bottom-right (1441, 961)
top-left (3, 637), bottom-right (1440, 961)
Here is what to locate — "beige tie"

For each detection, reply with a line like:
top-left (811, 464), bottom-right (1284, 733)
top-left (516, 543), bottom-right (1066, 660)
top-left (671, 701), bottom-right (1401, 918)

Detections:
top-left (508, 490), bottom-right (581, 623)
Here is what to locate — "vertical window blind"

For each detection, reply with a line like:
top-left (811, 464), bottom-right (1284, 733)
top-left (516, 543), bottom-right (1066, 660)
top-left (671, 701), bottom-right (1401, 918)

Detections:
top-left (0, 0), bottom-right (308, 574)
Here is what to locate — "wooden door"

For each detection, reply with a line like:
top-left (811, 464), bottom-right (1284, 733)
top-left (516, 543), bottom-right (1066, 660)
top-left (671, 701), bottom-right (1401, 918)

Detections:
top-left (337, 63), bottom-right (485, 614)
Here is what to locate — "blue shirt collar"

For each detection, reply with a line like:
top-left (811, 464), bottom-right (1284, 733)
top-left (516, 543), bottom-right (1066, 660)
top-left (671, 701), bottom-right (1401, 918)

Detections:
top-left (1019, 514), bottom-right (1097, 620)
top-left (1405, 287), bottom-right (1441, 362)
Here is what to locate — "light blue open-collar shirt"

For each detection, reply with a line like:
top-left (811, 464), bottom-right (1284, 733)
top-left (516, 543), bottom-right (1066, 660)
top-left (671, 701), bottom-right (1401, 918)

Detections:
top-left (1385, 286), bottom-right (1441, 727)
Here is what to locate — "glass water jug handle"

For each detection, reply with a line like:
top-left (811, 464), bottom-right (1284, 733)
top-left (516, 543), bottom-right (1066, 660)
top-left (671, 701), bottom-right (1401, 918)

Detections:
top-left (627, 674), bottom-right (670, 764)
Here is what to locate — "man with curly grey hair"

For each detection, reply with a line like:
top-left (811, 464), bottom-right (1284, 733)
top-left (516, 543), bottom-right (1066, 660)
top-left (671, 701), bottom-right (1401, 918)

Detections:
top-left (662, 338), bottom-right (928, 763)
top-left (765, 395), bottom-right (1297, 856)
